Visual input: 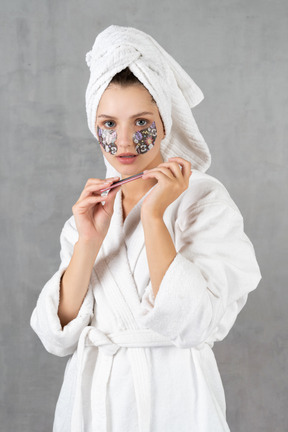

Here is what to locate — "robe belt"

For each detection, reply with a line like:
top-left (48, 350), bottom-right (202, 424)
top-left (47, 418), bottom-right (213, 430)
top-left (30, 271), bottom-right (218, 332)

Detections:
top-left (71, 326), bottom-right (174, 432)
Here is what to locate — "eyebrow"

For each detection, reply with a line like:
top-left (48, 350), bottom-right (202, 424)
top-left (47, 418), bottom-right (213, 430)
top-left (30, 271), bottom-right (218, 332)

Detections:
top-left (97, 111), bottom-right (154, 119)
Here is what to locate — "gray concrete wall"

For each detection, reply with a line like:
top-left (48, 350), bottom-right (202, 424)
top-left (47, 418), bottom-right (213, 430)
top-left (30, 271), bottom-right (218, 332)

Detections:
top-left (1, 0), bottom-right (287, 430)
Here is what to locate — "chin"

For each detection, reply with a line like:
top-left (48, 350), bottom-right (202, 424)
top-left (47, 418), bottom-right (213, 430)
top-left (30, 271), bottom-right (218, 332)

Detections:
top-left (118, 165), bottom-right (142, 178)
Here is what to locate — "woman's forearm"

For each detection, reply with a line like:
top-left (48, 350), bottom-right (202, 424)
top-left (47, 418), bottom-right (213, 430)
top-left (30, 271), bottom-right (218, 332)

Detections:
top-left (58, 238), bottom-right (102, 327)
top-left (142, 215), bottom-right (176, 298)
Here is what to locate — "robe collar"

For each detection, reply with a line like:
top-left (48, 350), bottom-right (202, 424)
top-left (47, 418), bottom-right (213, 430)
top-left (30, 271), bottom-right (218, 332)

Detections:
top-left (98, 189), bottom-right (146, 312)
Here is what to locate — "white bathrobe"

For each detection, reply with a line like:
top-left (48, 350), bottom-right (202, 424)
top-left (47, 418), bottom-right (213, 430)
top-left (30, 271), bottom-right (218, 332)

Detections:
top-left (31, 170), bottom-right (261, 432)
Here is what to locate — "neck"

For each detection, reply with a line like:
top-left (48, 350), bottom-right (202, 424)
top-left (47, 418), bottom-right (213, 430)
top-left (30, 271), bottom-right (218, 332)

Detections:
top-left (121, 176), bottom-right (156, 221)
top-left (121, 175), bottom-right (156, 203)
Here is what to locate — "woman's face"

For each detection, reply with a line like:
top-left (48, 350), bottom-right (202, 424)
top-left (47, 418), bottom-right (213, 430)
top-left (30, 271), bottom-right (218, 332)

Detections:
top-left (96, 84), bottom-right (165, 177)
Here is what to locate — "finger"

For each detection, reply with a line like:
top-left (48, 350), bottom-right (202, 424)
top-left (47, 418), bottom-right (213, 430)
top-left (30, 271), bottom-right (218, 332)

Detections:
top-left (85, 176), bottom-right (120, 188)
top-left (168, 157), bottom-right (192, 180)
top-left (142, 169), bottom-right (172, 184)
top-left (105, 184), bottom-right (121, 200)
top-left (157, 161), bottom-right (183, 178)
top-left (73, 195), bottom-right (106, 213)
top-left (102, 186), bottom-right (121, 214)
top-left (79, 180), bottom-right (116, 200)
top-left (143, 166), bottom-right (175, 180)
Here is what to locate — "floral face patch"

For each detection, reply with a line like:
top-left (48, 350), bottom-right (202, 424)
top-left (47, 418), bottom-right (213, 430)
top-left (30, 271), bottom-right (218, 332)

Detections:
top-left (133, 122), bottom-right (157, 154)
top-left (97, 127), bottom-right (117, 155)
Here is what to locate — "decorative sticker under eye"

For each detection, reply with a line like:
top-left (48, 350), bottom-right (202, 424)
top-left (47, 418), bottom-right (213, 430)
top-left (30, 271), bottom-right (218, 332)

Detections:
top-left (133, 122), bottom-right (157, 154)
top-left (97, 127), bottom-right (118, 155)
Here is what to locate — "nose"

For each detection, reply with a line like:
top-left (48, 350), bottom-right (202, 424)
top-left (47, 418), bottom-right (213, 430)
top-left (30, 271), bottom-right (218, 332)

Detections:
top-left (116, 125), bottom-right (134, 150)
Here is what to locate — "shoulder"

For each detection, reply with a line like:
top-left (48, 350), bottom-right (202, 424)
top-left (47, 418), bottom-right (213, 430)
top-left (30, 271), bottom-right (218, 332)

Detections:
top-left (179, 170), bottom-right (239, 213)
top-left (165, 170), bottom-right (242, 230)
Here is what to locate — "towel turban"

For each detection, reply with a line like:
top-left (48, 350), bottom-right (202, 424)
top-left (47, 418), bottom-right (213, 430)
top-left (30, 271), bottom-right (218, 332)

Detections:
top-left (85, 25), bottom-right (211, 174)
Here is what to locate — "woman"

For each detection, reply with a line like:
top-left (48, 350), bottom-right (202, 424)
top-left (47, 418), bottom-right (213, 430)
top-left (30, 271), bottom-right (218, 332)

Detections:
top-left (31, 25), bottom-right (261, 432)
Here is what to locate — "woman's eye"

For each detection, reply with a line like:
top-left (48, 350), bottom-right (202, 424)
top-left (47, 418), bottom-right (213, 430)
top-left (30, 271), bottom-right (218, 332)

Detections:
top-left (104, 121), bottom-right (116, 128)
top-left (136, 119), bottom-right (147, 127)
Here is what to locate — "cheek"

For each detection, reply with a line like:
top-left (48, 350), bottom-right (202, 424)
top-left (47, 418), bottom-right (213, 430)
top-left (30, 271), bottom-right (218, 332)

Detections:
top-left (132, 122), bottom-right (158, 154)
top-left (97, 126), bottom-right (118, 155)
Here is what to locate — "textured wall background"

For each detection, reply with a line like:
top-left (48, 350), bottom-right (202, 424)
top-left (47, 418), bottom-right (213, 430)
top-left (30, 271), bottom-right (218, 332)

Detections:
top-left (1, 0), bottom-right (287, 431)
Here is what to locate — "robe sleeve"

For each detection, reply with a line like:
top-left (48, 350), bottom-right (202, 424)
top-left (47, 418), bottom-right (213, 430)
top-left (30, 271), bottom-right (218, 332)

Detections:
top-left (30, 217), bottom-right (94, 357)
top-left (136, 185), bottom-right (261, 349)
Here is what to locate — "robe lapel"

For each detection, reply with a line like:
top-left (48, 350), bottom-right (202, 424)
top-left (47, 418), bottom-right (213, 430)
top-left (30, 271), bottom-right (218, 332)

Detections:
top-left (123, 197), bottom-right (146, 275)
top-left (122, 184), bottom-right (157, 273)
top-left (96, 191), bottom-right (143, 324)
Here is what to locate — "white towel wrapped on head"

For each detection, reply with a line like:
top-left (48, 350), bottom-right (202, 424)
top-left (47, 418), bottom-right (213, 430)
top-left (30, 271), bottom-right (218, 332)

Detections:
top-left (85, 25), bottom-right (211, 173)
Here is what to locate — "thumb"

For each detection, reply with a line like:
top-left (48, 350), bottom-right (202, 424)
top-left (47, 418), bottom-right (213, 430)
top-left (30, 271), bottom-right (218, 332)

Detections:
top-left (102, 186), bottom-right (120, 215)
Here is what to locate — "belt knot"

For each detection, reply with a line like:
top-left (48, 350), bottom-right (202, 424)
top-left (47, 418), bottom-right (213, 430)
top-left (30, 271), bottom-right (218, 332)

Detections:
top-left (87, 327), bottom-right (120, 356)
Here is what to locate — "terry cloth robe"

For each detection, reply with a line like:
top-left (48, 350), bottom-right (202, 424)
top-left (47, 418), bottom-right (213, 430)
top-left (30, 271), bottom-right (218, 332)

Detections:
top-left (31, 170), bottom-right (261, 432)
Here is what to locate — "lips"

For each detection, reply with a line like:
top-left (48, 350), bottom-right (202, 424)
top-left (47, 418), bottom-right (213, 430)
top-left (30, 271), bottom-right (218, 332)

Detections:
top-left (116, 153), bottom-right (138, 164)
top-left (117, 153), bottom-right (138, 158)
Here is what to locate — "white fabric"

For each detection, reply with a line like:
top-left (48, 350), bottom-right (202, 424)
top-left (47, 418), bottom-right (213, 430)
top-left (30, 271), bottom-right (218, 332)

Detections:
top-left (85, 25), bottom-right (211, 173)
top-left (71, 327), bottom-right (173, 432)
top-left (31, 170), bottom-right (261, 432)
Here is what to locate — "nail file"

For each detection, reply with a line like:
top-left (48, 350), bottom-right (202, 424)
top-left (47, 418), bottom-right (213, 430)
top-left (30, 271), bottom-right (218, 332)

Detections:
top-left (99, 172), bottom-right (144, 193)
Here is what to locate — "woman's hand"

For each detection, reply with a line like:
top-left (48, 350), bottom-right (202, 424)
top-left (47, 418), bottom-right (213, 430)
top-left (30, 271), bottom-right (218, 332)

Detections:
top-left (141, 157), bottom-right (192, 220)
top-left (72, 177), bottom-right (120, 243)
